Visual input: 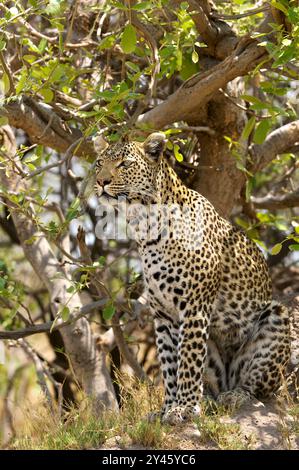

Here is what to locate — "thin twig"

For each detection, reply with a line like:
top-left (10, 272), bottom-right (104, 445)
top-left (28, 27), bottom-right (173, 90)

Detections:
top-left (26, 137), bottom-right (83, 178)
top-left (18, 339), bottom-right (55, 414)
top-left (0, 299), bottom-right (108, 340)
top-left (36, 113), bottom-right (55, 140)
top-left (26, 155), bottom-right (69, 178)
top-left (65, 0), bottom-right (79, 44)
top-left (0, 51), bottom-right (16, 95)
top-left (165, 125), bottom-right (216, 136)
top-left (212, 4), bottom-right (270, 21)
top-left (18, 17), bottom-right (58, 43)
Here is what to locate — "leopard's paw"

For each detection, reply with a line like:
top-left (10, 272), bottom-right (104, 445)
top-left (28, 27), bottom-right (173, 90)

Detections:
top-left (161, 405), bottom-right (201, 425)
top-left (217, 388), bottom-right (251, 409)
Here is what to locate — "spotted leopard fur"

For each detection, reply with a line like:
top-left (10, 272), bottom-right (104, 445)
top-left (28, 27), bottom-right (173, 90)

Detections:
top-left (94, 132), bottom-right (291, 424)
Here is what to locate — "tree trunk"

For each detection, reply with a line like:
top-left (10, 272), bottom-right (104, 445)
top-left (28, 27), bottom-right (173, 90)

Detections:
top-left (189, 76), bottom-right (247, 218)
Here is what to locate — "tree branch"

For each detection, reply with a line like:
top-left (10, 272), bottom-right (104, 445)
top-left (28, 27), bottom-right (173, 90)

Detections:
top-left (137, 38), bottom-right (267, 129)
top-left (0, 299), bottom-right (107, 340)
top-left (136, 0), bottom-right (293, 131)
top-left (213, 4), bottom-right (270, 20)
top-left (250, 120), bottom-right (299, 172)
top-left (252, 189), bottom-right (299, 211)
top-left (2, 96), bottom-right (96, 159)
top-left (187, 0), bottom-right (218, 47)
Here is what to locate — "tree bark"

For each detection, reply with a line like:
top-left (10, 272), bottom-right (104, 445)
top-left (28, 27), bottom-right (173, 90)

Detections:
top-left (189, 76), bottom-right (247, 217)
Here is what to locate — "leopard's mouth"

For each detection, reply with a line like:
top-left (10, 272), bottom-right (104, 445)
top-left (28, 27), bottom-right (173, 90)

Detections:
top-left (97, 183), bottom-right (128, 200)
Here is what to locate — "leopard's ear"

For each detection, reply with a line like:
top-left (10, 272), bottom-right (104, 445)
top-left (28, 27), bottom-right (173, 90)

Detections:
top-left (93, 133), bottom-right (109, 154)
top-left (143, 132), bottom-right (166, 160)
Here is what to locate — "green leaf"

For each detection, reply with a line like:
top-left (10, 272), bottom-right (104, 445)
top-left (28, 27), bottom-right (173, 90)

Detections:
top-left (38, 38), bottom-right (48, 53)
top-left (66, 285), bottom-right (76, 293)
top-left (132, 2), bottom-right (151, 10)
top-left (0, 277), bottom-right (6, 290)
top-left (253, 238), bottom-right (267, 251)
top-left (24, 235), bottom-right (38, 245)
top-left (0, 260), bottom-right (7, 271)
top-left (245, 178), bottom-right (254, 202)
top-left (289, 244), bottom-right (299, 251)
top-left (51, 64), bottom-right (65, 82)
top-left (98, 256), bottom-right (106, 267)
top-left (39, 88), bottom-right (54, 103)
top-left (191, 49), bottom-right (199, 63)
top-left (65, 198), bottom-right (81, 222)
top-left (121, 24), bottom-right (137, 54)
top-left (253, 119), bottom-right (271, 145)
top-left (236, 161), bottom-right (248, 173)
top-left (241, 95), bottom-right (263, 105)
top-left (173, 144), bottom-right (183, 162)
top-left (99, 35), bottom-right (116, 51)
top-left (271, 0), bottom-right (288, 15)
top-left (60, 306), bottom-right (70, 321)
top-left (26, 163), bottom-right (36, 171)
top-left (241, 116), bottom-right (256, 140)
top-left (176, 49), bottom-right (183, 70)
top-left (16, 70), bottom-right (29, 94)
top-left (23, 55), bottom-right (37, 64)
top-left (103, 303), bottom-right (116, 321)
top-left (274, 221), bottom-right (288, 231)
top-left (271, 243), bottom-right (282, 255)
top-left (180, 54), bottom-right (198, 80)
top-left (0, 40), bottom-right (6, 51)
top-left (45, 0), bottom-right (62, 15)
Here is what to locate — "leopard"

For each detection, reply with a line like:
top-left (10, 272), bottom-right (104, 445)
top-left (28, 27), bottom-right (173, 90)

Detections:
top-left (94, 131), bottom-right (291, 425)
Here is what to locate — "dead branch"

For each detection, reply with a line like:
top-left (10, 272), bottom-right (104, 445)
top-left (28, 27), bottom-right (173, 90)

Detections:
top-left (252, 189), bottom-right (299, 211)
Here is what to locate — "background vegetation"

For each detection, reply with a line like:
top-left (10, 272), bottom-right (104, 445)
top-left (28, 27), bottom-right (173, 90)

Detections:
top-left (0, 0), bottom-right (298, 449)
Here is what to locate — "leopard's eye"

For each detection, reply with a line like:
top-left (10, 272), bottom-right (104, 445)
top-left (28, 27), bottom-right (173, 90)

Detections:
top-left (117, 160), bottom-right (133, 169)
top-left (96, 160), bottom-right (103, 169)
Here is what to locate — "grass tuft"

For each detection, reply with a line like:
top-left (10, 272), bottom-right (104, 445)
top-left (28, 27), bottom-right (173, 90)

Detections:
top-left (127, 419), bottom-right (166, 448)
top-left (12, 401), bottom-right (117, 450)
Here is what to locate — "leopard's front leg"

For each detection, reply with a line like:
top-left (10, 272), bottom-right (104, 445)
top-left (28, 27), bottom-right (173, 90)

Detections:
top-left (162, 307), bottom-right (211, 425)
top-left (153, 317), bottom-right (179, 418)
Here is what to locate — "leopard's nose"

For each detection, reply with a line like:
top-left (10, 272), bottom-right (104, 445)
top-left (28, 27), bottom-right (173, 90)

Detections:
top-left (97, 177), bottom-right (111, 186)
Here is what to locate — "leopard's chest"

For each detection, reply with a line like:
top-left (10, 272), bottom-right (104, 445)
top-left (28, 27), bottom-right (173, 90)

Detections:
top-left (139, 242), bottom-right (186, 316)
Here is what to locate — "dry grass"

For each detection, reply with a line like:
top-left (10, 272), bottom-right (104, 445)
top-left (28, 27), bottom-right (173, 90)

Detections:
top-left (10, 375), bottom-right (168, 450)
top-left (195, 401), bottom-right (255, 450)
top-left (8, 375), bottom-right (299, 450)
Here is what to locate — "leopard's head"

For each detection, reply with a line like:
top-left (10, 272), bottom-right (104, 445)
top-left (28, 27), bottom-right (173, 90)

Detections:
top-left (94, 132), bottom-right (166, 202)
